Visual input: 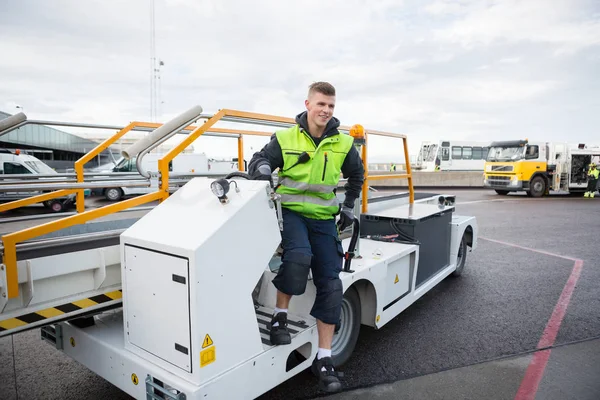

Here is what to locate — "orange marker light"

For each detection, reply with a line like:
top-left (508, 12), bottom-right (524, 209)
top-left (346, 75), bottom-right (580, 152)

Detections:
top-left (350, 124), bottom-right (365, 140)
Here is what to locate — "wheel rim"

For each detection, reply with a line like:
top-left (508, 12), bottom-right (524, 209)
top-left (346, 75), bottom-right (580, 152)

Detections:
top-left (331, 297), bottom-right (354, 356)
top-left (107, 189), bottom-right (119, 200)
top-left (51, 203), bottom-right (62, 212)
top-left (533, 180), bottom-right (543, 192)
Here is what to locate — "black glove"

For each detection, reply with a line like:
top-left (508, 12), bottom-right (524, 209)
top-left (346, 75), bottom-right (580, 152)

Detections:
top-left (337, 205), bottom-right (355, 231)
top-left (251, 164), bottom-right (272, 182)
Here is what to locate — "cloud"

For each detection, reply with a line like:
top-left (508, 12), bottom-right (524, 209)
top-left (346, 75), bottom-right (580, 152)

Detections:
top-left (430, 0), bottom-right (600, 53)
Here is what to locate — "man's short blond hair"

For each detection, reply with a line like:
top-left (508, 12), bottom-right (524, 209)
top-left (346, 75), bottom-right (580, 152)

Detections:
top-left (308, 82), bottom-right (336, 97)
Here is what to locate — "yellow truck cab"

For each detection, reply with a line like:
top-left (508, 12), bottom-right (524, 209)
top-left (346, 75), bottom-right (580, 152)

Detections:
top-left (484, 140), bottom-right (600, 197)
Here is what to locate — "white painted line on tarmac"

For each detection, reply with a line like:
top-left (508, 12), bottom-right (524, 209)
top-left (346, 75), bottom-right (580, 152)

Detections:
top-left (457, 199), bottom-right (516, 205)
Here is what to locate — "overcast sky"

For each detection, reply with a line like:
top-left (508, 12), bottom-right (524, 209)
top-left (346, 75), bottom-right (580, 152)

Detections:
top-left (1, 0), bottom-right (599, 161)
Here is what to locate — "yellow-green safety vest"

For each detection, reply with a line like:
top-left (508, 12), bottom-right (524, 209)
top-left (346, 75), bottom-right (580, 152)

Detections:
top-left (276, 125), bottom-right (354, 220)
top-left (589, 168), bottom-right (599, 179)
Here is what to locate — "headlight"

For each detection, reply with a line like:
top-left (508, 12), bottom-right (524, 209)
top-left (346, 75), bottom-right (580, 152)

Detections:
top-left (210, 178), bottom-right (230, 203)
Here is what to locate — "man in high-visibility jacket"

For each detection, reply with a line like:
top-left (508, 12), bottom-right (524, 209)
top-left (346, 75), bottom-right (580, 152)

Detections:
top-left (248, 82), bottom-right (364, 393)
top-left (584, 163), bottom-right (599, 198)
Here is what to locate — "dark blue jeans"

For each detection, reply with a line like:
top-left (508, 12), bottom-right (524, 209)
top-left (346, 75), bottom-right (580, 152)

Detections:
top-left (272, 208), bottom-right (344, 324)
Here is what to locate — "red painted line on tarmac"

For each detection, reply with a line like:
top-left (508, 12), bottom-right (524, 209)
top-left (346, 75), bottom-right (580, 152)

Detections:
top-left (537, 260), bottom-right (584, 349)
top-left (479, 237), bottom-right (584, 400)
top-left (514, 349), bottom-right (552, 400)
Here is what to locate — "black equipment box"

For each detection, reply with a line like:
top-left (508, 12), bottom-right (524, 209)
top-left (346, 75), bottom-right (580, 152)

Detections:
top-left (360, 203), bottom-right (453, 287)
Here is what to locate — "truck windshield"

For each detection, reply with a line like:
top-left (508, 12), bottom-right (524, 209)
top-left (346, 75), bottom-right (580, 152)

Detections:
top-left (25, 161), bottom-right (56, 174)
top-left (114, 157), bottom-right (135, 172)
top-left (418, 144), bottom-right (438, 162)
top-left (487, 146), bottom-right (525, 162)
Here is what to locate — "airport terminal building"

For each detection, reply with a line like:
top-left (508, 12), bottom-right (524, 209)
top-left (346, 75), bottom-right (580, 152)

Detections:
top-left (0, 110), bottom-right (117, 171)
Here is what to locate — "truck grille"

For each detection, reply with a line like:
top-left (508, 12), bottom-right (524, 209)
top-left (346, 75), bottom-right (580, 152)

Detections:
top-left (491, 165), bottom-right (514, 172)
top-left (488, 176), bottom-right (511, 187)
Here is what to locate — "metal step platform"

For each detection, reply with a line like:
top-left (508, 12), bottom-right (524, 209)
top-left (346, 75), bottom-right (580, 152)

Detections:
top-left (254, 306), bottom-right (312, 348)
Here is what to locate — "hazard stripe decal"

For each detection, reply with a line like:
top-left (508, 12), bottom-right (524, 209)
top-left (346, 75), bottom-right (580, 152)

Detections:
top-left (0, 289), bottom-right (122, 333)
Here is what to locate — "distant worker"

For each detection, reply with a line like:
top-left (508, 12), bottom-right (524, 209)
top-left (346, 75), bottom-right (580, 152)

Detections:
top-left (390, 163), bottom-right (396, 171)
top-left (584, 163), bottom-right (599, 198)
top-left (248, 81), bottom-right (365, 393)
top-left (435, 156), bottom-right (441, 171)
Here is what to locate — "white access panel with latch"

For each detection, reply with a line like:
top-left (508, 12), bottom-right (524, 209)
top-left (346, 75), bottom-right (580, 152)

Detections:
top-left (124, 245), bottom-right (192, 372)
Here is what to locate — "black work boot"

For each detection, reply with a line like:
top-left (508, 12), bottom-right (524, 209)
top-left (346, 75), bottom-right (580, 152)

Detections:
top-left (269, 312), bottom-right (291, 345)
top-left (311, 356), bottom-right (343, 393)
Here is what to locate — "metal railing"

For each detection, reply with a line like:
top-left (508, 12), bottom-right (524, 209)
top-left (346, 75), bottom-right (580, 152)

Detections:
top-left (1, 107), bottom-right (414, 300)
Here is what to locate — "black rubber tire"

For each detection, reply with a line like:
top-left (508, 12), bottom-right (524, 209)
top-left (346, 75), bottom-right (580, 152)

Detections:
top-left (104, 188), bottom-right (123, 201)
top-left (529, 176), bottom-right (546, 198)
top-left (331, 286), bottom-right (361, 367)
top-left (495, 190), bottom-right (509, 195)
top-left (451, 234), bottom-right (468, 277)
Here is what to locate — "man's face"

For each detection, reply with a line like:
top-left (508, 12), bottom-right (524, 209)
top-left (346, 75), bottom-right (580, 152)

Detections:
top-left (305, 92), bottom-right (335, 129)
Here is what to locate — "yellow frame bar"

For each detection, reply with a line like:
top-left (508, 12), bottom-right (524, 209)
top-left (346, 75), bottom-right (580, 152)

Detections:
top-left (0, 189), bottom-right (77, 213)
top-left (73, 121), bottom-right (161, 213)
top-left (2, 191), bottom-right (164, 299)
top-left (361, 132), bottom-right (414, 213)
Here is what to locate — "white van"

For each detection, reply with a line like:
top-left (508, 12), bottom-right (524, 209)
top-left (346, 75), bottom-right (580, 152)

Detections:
top-left (96, 153), bottom-right (240, 201)
top-left (0, 149), bottom-right (87, 212)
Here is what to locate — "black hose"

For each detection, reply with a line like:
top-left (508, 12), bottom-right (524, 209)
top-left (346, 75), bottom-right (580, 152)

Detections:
top-left (225, 171), bottom-right (252, 180)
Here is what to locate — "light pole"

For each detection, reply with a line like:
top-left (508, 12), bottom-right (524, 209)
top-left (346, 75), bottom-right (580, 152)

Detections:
top-left (15, 105), bottom-right (24, 114)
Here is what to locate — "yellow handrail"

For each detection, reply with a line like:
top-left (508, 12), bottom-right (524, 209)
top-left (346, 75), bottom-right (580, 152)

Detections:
top-left (74, 121), bottom-right (161, 213)
top-left (360, 133), bottom-right (413, 213)
top-left (2, 191), bottom-right (165, 299)
top-left (0, 189), bottom-right (78, 213)
top-left (1, 108), bottom-right (414, 299)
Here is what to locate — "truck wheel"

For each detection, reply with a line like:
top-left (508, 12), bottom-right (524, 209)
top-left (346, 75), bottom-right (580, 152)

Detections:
top-left (495, 190), bottom-right (509, 195)
top-left (47, 200), bottom-right (64, 213)
top-left (105, 188), bottom-right (123, 201)
top-left (529, 176), bottom-right (546, 198)
top-left (451, 234), bottom-right (468, 277)
top-left (331, 286), bottom-right (361, 367)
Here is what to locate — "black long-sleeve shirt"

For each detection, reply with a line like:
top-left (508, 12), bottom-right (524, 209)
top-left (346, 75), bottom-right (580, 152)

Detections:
top-left (248, 111), bottom-right (364, 208)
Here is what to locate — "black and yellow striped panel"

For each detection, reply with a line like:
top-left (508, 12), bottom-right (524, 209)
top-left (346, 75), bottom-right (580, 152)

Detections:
top-left (0, 290), bottom-right (122, 333)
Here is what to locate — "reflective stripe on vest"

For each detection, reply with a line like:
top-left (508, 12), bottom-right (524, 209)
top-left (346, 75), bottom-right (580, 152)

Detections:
top-left (278, 193), bottom-right (340, 208)
top-left (278, 177), bottom-right (337, 193)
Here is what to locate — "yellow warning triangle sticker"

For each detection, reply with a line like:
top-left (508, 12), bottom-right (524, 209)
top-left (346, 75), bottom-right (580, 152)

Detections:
top-left (202, 334), bottom-right (214, 349)
top-left (394, 274), bottom-right (399, 284)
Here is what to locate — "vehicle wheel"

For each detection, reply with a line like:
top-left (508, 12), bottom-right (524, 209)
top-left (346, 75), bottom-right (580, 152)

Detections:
top-left (451, 234), bottom-right (468, 277)
top-left (48, 200), bottom-right (64, 213)
top-left (495, 190), bottom-right (509, 195)
top-left (331, 286), bottom-right (361, 367)
top-left (529, 176), bottom-right (546, 198)
top-left (105, 188), bottom-right (123, 201)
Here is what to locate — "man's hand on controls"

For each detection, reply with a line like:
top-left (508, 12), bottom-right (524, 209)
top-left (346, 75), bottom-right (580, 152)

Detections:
top-left (252, 164), bottom-right (272, 182)
top-left (337, 204), bottom-right (355, 231)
